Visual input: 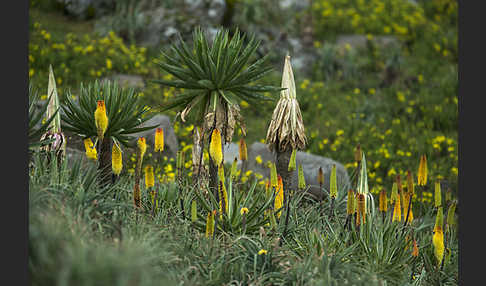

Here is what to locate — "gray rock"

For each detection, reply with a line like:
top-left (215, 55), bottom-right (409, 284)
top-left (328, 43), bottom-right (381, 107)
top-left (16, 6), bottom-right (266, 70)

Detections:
top-left (104, 74), bottom-right (145, 89)
top-left (57, 0), bottom-right (115, 19)
top-left (131, 114), bottom-right (178, 158)
top-left (224, 142), bottom-right (350, 201)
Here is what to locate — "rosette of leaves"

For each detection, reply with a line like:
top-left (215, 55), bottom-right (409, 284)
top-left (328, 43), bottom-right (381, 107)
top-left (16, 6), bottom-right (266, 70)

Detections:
top-left (61, 80), bottom-right (157, 186)
top-left (154, 27), bottom-right (281, 194)
top-left (155, 27), bottom-right (281, 141)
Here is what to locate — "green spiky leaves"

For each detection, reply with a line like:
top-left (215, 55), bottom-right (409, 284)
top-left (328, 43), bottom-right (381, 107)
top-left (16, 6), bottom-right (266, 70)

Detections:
top-left (61, 80), bottom-right (157, 148)
top-left (153, 27), bottom-right (281, 142)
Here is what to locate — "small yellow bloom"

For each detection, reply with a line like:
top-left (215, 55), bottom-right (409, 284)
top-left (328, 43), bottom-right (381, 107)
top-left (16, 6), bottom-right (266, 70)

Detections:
top-left (258, 249), bottom-right (268, 255)
top-left (240, 207), bottom-right (249, 216)
top-left (106, 58), bottom-right (112, 69)
top-left (255, 155), bottom-right (262, 165)
top-left (94, 100), bottom-right (108, 141)
top-left (112, 143), bottom-right (123, 175)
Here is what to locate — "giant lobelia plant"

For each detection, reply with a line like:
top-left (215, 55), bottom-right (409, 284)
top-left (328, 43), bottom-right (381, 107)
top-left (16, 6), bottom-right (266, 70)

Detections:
top-left (61, 80), bottom-right (157, 188)
top-left (154, 27), bottom-right (282, 198)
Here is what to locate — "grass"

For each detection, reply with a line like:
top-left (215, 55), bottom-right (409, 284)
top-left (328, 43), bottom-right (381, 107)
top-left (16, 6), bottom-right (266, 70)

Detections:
top-left (28, 152), bottom-right (458, 285)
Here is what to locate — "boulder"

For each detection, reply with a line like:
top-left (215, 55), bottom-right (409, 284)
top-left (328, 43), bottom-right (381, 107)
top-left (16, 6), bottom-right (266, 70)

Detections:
top-left (104, 74), bottom-right (145, 89)
top-left (57, 0), bottom-right (115, 20)
top-left (224, 142), bottom-right (351, 201)
top-left (130, 114), bottom-right (178, 159)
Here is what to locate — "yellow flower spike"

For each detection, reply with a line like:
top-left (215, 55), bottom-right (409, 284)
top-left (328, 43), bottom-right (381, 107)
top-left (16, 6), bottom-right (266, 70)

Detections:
top-left (144, 165), bottom-right (155, 189)
top-left (137, 137), bottom-right (147, 160)
top-left (407, 170), bottom-right (415, 196)
top-left (240, 207), bottom-right (249, 216)
top-left (446, 200), bottom-right (457, 228)
top-left (445, 188), bottom-right (452, 204)
top-left (379, 189), bottom-right (388, 213)
top-left (133, 183), bottom-right (141, 208)
top-left (347, 189), bottom-right (355, 216)
top-left (205, 210), bottom-right (215, 238)
top-left (230, 157), bottom-right (238, 180)
top-left (392, 194), bottom-right (402, 222)
top-left (298, 164), bottom-right (306, 190)
top-left (403, 192), bottom-right (414, 223)
top-left (288, 149), bottom-right (297, 172)
top-left (94, 100), bottom-right (108, 142)
top-left (317, 166), bottom-right (324, 188)
top-left (154, 128), bottom-right (164, 152)
top-left (191, 200), bottom-right (197, 223)
top-left (218, 180), bottom-right (228, 220)
top-left (209, 128), bottom-right (223, 166)
top-left (330, 164), bottom-right (337, 199)
top-left (433, 224), bottom-right (445, 266)
top-left (391, 182), bottom-right (398, 203)
top-left (417, 154), bottom-right (428, 186)
top-left (239, 138), bottom-right (247, 161)
top-left (435, 180), bottom-right (442, 208)
top-left (84, 138), bottom-right (98, 161)
top-left (112, 143), bottom-right (123, 176)
top-left (274, 175), bottom-right (284, 219)
top-left (357, 193), bottom-right (366, 225)
top-left (270, 162), bottom-right (278, 188)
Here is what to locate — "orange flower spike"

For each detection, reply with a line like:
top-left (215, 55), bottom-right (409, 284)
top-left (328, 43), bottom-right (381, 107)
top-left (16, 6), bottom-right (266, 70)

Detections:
top-left (274, 175), bottom-right (284, 218)
top-left (412, 239), bottom-right (419, 257)
top-left (239, 138), bottom-right (247, 161)
top-left (317, 166), bottom-right (324, 187)
top-left (379, 189), bottom-right (388, 213)
top-left (357, 193), bottom-right (366, 225)
top-left (407, 170), bottom-right (415, 196)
